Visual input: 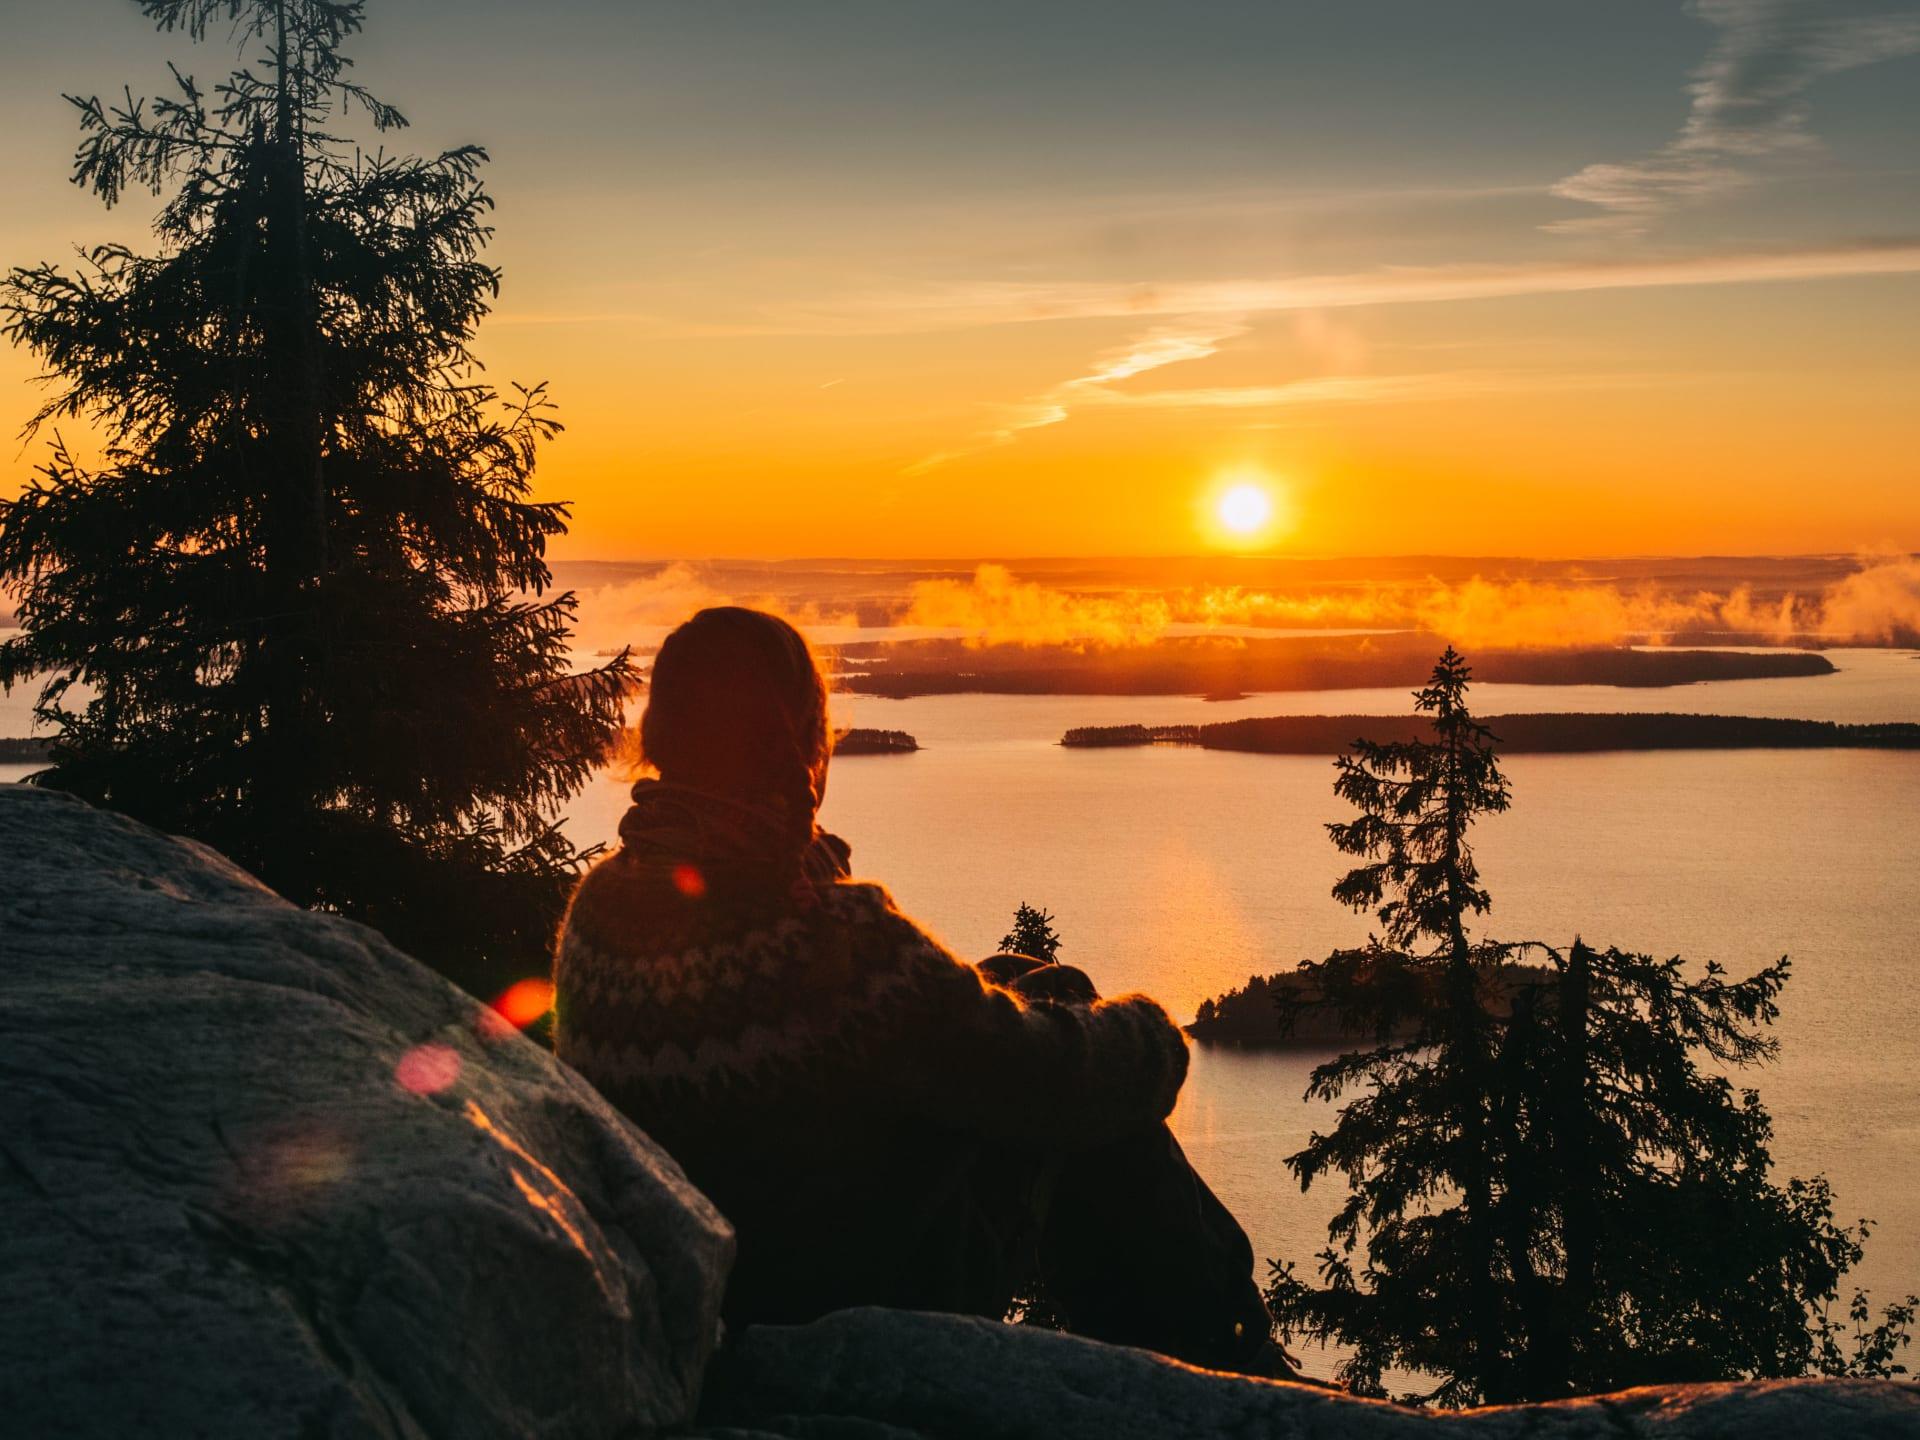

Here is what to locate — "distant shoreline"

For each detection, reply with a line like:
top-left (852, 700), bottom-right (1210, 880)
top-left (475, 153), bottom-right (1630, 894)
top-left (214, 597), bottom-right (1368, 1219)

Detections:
top-left (831, 636), bottom-right (1836, 699)
top-left (1063, 713), bottom-right (1920, 754)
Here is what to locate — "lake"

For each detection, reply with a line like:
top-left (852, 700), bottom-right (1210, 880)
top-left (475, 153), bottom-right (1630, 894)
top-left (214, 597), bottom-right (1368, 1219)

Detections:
top-left (9, 641), bottom-right (1919, 1378)
top-left (565, 646), bottom-right (1920, 1374)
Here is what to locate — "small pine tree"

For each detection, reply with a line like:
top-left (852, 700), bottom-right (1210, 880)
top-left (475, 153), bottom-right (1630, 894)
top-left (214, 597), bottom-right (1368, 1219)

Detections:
top-left (995, 896), bottom-right (1068, 1330)
top-left (1266, 650), bottom-right (1912, 1403)
top-left (0, 1), bottom-right (632, 996)
top-left (1000, 902), bottom-right (1063, 963)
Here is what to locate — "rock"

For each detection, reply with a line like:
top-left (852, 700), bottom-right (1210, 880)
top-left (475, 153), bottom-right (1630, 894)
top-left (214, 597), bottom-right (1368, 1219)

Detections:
top-left (0, 785), bottom-right (733, 1439)
top-left (700, 1308), bottom-right (1920, 1439)
top-left (6, 784), bottom-right (1915, 1440)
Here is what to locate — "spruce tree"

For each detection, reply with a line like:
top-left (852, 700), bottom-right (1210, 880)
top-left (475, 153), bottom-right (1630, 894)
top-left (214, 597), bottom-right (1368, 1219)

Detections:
top-left (1277, 646), bottom-right (1514, 1401)
top-left (1266, 650), bottom-right (1912, 1402)
top-left (1000, 901), bottom-right (1063, 963)
top-left (0, 0), bottom-right (632, 996)
top-left (1498, 940), bottom-right (1913, 1393)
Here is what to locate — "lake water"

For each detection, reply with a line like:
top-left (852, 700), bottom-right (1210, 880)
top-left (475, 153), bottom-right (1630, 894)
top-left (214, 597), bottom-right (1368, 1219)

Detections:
top-left (9, 641), bottom-right (1920, 1378)
top-left (567, 647), bottom-right (1920, 1374)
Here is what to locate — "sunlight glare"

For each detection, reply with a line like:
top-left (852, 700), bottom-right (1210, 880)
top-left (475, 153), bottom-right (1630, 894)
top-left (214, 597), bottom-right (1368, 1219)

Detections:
top-left (1218, 484), bottom-right (1273, 535)
top-left (1204, 471), bottom-right (1290, 549)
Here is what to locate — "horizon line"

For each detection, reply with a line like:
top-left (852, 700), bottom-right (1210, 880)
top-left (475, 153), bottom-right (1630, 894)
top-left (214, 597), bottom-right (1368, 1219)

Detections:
top-left (546, 550), bottom-right (1915, 567)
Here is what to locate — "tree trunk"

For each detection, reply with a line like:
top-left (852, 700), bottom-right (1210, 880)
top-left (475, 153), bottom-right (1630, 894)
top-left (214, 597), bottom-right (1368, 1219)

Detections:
top-left (268, 0), bottom-right (328, 586)
top-left (1448, 941), bottom-right (1507, 1399)
top-left (253, 0), bottom-right (329, 881)
top-left (1493, 988), bottom-right (1560, 1398)
top-left (1554, 943), bottom-right (1597, 1389)
top-left (1441, 709), bottom-right (1507, 1401)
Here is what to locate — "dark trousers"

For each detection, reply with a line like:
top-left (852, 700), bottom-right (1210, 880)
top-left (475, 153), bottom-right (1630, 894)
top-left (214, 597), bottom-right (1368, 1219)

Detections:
top-left (1042, 1123), bottom-right (1271, 1367)
top-left (714, 959), bottom-right (1271, 1371)
top-left (866, 1108), bottom-right (1268, 1372)
top-left (896, 956), bottom-right (1272, 1370)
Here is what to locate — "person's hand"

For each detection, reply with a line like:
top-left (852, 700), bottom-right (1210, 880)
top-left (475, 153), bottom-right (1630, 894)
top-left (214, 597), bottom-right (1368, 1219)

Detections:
top-left (979, 953), bottom-right (1099, 1003)
top-left (979, 953), bottom-right (1050, 988)
top-left (1008, 962), bottom-right (1099, 1006)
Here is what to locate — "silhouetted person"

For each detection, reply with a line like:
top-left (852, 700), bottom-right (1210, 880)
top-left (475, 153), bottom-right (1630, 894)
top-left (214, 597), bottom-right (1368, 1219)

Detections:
top-left (554, 607), bottom-right (1279, 1371)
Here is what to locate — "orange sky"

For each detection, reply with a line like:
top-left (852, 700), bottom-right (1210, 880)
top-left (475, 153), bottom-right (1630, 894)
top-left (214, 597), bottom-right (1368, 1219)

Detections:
top-left (474, 263), bottom-right (1920, 558)
top-left (4, 1), bottom-right (1918, 560)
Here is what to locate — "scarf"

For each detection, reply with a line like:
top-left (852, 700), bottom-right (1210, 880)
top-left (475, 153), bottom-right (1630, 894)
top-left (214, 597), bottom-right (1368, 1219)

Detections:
top-left (618, 779), bottom-right (851, 903)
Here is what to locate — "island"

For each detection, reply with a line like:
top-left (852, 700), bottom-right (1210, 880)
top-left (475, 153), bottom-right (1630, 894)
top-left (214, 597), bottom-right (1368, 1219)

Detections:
top-left (0, 738), bottom-right (50, 764)
top-left (1063, 712), bottom-right (1920, 754)
top-left (1189, 958), bottom-right (1559, 1046)
top-left (828, 633), bottom-right (1837, 699)
top-left (832, 728), bottom-right (920, 755)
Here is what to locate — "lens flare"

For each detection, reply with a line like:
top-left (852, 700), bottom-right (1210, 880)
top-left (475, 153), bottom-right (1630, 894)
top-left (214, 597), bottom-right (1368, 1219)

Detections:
top-left (492, 977), bottom-right (556, 1029)
top-left (395, 1042), bottom-right (462, 1095)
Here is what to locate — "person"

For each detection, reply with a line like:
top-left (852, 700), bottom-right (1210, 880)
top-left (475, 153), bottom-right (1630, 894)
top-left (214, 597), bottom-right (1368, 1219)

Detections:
top-left (553, 606), bottom-right (1284, 1373)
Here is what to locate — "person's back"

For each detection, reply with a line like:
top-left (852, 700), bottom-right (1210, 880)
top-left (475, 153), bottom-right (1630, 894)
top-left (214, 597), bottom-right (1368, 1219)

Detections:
top-left (554, 607), bottom-right (1278, 1370)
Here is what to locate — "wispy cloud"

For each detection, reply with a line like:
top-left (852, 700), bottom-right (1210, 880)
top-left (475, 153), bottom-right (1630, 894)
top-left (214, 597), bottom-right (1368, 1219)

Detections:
top-left (1549, 0), bottom-right (1920, 236)
top-left (1082, 370), bottom-right (1695, 412)
top-left (907, 361), bottom-right (1710, 471)
top-left (893, 234), bottom-right (1920, 472)
top-left (904, 318), bottom-right (1246, 473)
top-left (492, 235), bottom-right (1920, 340)
top-left (731, 238), bottom-right (1920, 341)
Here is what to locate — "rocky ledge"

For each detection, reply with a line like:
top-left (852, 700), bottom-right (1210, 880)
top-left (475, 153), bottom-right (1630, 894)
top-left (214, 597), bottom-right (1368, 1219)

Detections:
top-left (2, 783), bottom-right (1914, 1438)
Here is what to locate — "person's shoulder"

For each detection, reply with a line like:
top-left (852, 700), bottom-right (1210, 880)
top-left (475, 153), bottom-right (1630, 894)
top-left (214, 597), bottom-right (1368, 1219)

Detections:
top-left (816, 876), bottom-right (900, 917)
top-left (560, 850), bottom-right (673, 955)
top-left (814, 878), bottom-right (948, 947)
top-left (811, 878), bottom-right (988, 996)
top-left (568, 847), bottom-right (642, 911)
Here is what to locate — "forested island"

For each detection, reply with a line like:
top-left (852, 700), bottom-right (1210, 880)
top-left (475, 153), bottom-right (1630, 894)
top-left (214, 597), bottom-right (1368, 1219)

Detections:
top-left (830, 633), bottom-right (1834, 698)
top-left (1063, 712), bottom-right (1920, 753)
top-left (1189, 959), bottom-right (1559, 1046)
top-left (0, 738), bottom-right (49, 764)
top-left (831, 728), bottom-right (920, 755)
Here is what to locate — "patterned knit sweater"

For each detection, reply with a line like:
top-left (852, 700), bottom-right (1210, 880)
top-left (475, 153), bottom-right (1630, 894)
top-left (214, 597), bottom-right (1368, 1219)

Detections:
top-left (552, 822), bottom-right (1190, 1321)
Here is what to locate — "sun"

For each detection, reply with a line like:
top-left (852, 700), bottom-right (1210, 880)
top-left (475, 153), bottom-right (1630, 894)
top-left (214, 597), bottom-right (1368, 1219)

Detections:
top-left (1218, 483), bottom-right (1273, 535)
top-left (1202, 470), bottom-right (1291, 549)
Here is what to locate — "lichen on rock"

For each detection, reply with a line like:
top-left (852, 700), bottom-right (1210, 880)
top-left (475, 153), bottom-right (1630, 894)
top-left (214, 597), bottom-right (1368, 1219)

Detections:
top-left (0, 785), bottom-right (733, 1438)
